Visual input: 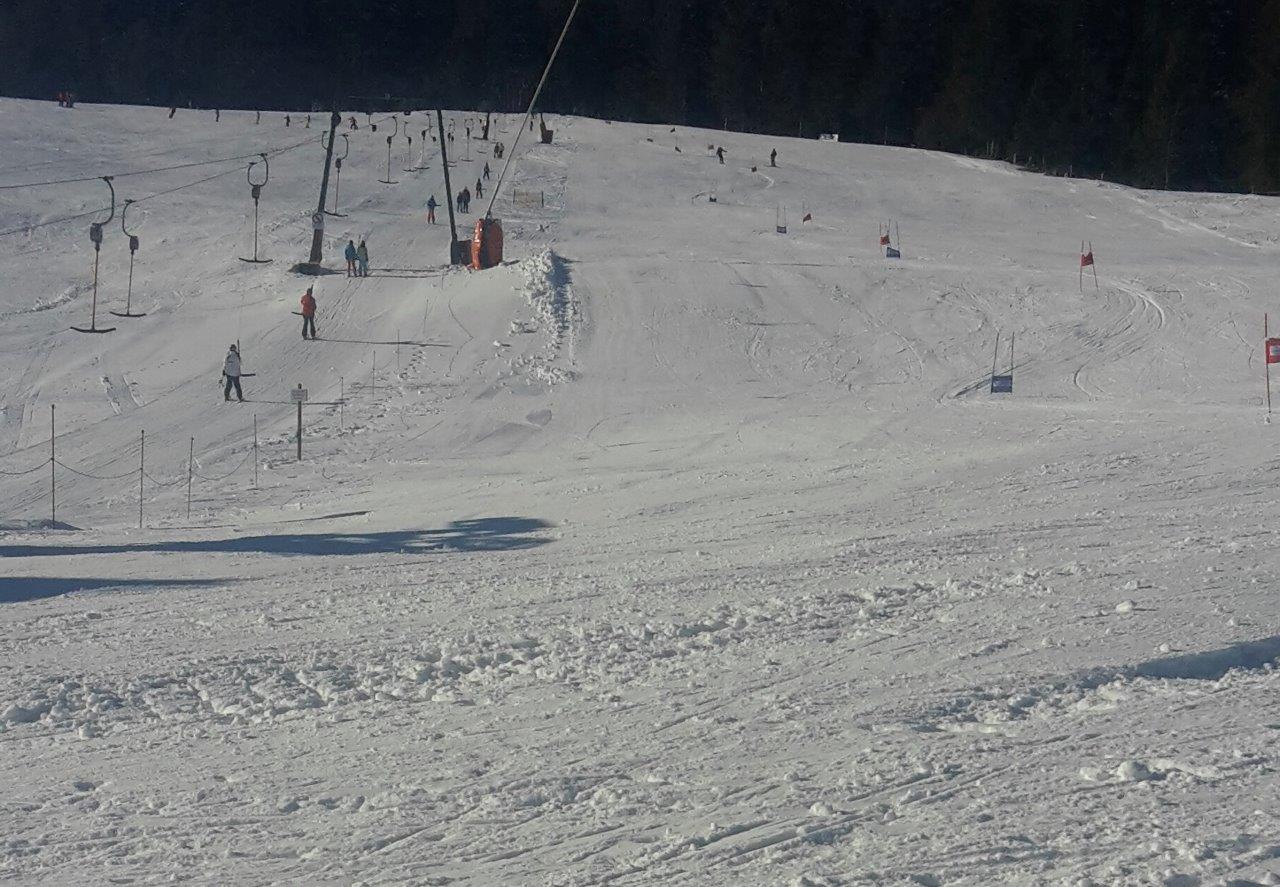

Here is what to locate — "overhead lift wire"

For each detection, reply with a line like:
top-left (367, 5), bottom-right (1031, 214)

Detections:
top-left (0, 138), bottom-right (311, 191)
top-left (486, 0), bottom-right (584, 218)
top-left (0, 137), bottom-right (314, 239)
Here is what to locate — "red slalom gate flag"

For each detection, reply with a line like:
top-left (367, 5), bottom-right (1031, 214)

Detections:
top-left (879, 233), bottom-right (890, 246)
top-left (1267, 337), bottom-right (1280, 364)
top-left (1080, 250), bottom-right (1095, 268)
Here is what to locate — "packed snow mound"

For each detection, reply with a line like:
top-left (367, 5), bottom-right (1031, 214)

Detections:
top-left (1, 100), bottom-right (1280, 885)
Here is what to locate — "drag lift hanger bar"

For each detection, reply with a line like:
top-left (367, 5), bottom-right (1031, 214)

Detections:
top-left (323, 132), bottom-right (349, 217)
top-left (110, 198), bottom-right (146, 318)
top-left (239, 153), bottom-right (272, 263)
top-left (379, 117), bottom-right (400, 185)
top-left (71, 176), bottom-right (118, 333)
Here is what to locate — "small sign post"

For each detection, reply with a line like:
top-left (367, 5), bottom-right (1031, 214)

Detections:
top-left (1265, 314), bottom-right (1280, 415)
top-left (292, 384), bottom-right (309, 460)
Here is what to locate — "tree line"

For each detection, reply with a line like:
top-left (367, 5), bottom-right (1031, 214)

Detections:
top-left (3, 0), bottom-right (1278, 192)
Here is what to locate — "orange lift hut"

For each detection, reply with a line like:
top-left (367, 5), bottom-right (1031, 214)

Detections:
top-left (471, 216), bottom-right (504, 270)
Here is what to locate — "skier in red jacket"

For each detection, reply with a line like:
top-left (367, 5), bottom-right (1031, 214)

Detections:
top-left (300, 288), bottom-right (317, 340)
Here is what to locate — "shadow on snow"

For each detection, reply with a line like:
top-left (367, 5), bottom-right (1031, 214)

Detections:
top-left (0, 577), bottom-right (225, 604)
top-left (0, 517), bottom-right (554, 559)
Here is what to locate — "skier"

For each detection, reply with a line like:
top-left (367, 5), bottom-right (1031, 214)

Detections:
top-left (305, 114), bottom-right (311, 128)
top-left (350, 116), bottom-right (358, 130)
top-left (255, 110), bottom-right (261, 125)
top-left (285, 114), bottom-right (291, 127)
top-left (483, 162), bottom-right (491, 180)
top-left (168, 106), bottom-right (176, 119)
top-left (222, 344), bottom-right (245, 402)
top-left (475, 178), bottom-right (484, 199)
top-left (215, 109), bottom-right (221, 122)
top-left (770, 148), bottom-right (777, 167)
top-left (356, 240), bottom-right (370, 277)
top-left (427, 195), bottom-right (438, 224)
top-left (344, 239), bottom-right (358, 276)
top-left (300, 288), bottom-right (317, 340)
top-left (716, 146), bottom-right (725, 165)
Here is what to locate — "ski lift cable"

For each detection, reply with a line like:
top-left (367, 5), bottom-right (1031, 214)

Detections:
top-left (0, 134), bottom-right (316, 191)
top-left (0, 137), bottom-right (312, 239)
top-left (485, 0), bottom-right (584, 218)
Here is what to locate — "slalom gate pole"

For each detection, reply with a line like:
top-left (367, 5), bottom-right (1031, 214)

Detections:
top-left (50, 405), bottom-right (55, 524)
top-left (1267, 313), bottom-right (1272, 415)
top-left (1091, 241), bottom-right (1099, 290)
top-left (991, 332), bottom-right (1001, 381)
top-left (1079, 241), bottom-right (1084, 292)
top-left (339, 378), bottom-right (344, 431)
top-left (138, 429), bottom-right (144, 529)
top-left (186, 437), bottom-right (194, 520)
top-left (1009, 332), bottom-right (1015, 375)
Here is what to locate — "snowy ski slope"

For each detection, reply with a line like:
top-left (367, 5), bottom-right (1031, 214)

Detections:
top-left (1, 99), bottom-right (1279, 885)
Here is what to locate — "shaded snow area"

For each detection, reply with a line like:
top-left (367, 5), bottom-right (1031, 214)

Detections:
top-left (1, 100), bottom-right (1279, 885)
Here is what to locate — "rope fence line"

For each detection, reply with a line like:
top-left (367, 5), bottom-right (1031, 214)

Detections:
top-left (0, 458), bottom-right (52, 477)
top-left (191, 447), bottom-right (254, 482)
top-left (52, 458), bottom-right (138, 481)
top-left (0, 366), bottom-right (404, 526)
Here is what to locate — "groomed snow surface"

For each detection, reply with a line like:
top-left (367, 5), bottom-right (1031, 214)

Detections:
top-left (1, 100), bottom-right (1278, 886)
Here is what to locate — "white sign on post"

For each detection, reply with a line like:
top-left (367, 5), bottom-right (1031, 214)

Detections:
top-left (291, 387), bottom-right (309, 402)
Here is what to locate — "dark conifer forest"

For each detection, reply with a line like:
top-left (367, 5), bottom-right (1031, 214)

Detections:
top-left (4, 0), bottom-right (1278, 192)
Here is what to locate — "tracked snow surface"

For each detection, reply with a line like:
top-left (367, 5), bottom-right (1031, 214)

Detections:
top-left (1, 100), bottom-right (1279, 886)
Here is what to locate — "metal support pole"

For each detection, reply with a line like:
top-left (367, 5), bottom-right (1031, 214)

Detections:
top-left (50, 405), bottom-right (55, 525)
top-left (186, 437), bottom-right (194, 520)
top-left (309, 111), bottom-right (342, 264)
top-left (437, 110), bottom-right (459, 254)
top-left (252, 199), bottom-right (260, 261)
top-left (296, 388), bottom-right (303, 461)
top-left (253, 414), bottom-right (259, 487)
top-left (138, 429), bottom-right (144, 529)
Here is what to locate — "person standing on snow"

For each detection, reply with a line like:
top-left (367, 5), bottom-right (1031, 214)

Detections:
top-left (427, 195), bottom-right (438, 224)
top-left (770, 148), bottom-right (777, 167)
top-left (222, 344), bottom-right (245, 402)
top-left (483, 162), bottom-right (491, 180)
top-left (356, 240), bottom-right (370, 277)
top-left (344, 239), bottom-right (358, 276)
top-left (475, 177), bottom-right (484, 199)
top-left (300, 288), bottom-right (318, 339)
top-left (716, 146), bottom-right (725, 165)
